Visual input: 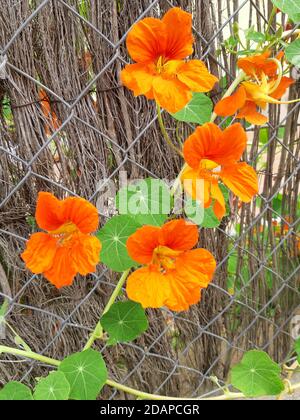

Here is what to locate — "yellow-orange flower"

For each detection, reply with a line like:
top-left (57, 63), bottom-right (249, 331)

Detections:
top-left (21, 192), bottom-right (101, 288)
top-left (126, 219), bottom-right (216, 312)
top-left (121, 7), bottom-right (218, 114)
top-left (215, 51), bottom-right (294, 125)
top-left (181, 123), bottom-right (258, 220)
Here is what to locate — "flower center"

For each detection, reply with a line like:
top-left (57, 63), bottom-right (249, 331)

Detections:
top-left (49, 222), bottom-right (78, 246)
top-left (198, 159), bottom-right (221, 182)
top-left (152, 245), bottom-right (182, 272)
top-left (156, 56), bottom-right (167, 74)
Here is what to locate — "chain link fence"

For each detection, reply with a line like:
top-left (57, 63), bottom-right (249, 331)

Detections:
top-left (0, 0), bottom-right (299, 399)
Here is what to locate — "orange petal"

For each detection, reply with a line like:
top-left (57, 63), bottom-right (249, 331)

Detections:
top-left (176, 60), bottom-right (218, 92)
top-left (71, 234), bottom-right (102, 276)
top-left (211, 183), bottom-right (226, 220)
top-left (126, 266), bottom-right (171, 309)
top-left (219, 123), bottom-right (248, 164)
top-left (221, 162), bottom-right (258, 203)
top-left (120, 63), bottom-right (155, 98)
top-left (62, 197), bottom-right (99, 234)
top-left (21, 232), bottom-right (57, 274)
top-left (181, 166), bottom-right (211, 206)
top-left (237, 101), bottom-right (268, 125)
top-left (43, 247), bottom-right (78, 288)
top-left (214, 86), bottom-right (247, 117)
top-left (159, 219), bottom-right (199, 251)
top-left (126, 18), bottom-right (167, 63)
top-left (126, 226), bottom-right (161, 265)
top-left (35, 192), bottom-right (64, 231)
top-left (183, 123), bottom-right (223, 169)
top-left (153, 75), bottom-right (192, 113)
top-left (165, 248), bottom-right (216, 311)
top-left (238, 51), bottom-right (272, 76)
top-left (162, 7), bottom-right (194, 60)
top-left (271, 76), bottom-right (295, 99)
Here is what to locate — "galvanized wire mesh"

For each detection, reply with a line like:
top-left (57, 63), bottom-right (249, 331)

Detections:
top-left (0, 0), bottom-right (299, 399)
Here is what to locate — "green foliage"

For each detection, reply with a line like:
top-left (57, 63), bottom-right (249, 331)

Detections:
top-left (245, 27), bottom-right (265, 43)
top-left (185, 198), bottom-right (220, 228)
top-left (33, 372), bottom-right (70, 401)
top-left (58, 350), bottom-right (108, 400)
top-left (271, 0), bottom-right (300, 22)
top-left (101, 301), bottom-right (148, 343)
top-left (285, 39), bottom-right (300, 67)
top-left (0, 382), bottom-right (33, 400)
top-left (295, 339), bottom-right (300, 363)
top-left (116, 178), bottom-right (172, 227)
top-left (97, 215), bottom-right (140, 272)
top-left (231, 350), bottom-right (285, 397)
top-left (171, 93), bottom-right (213, 125)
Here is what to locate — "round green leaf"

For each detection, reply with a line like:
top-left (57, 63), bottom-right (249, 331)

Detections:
top-left (97, 215), bottom-right (140, 272)
top-left (185, 198), bottom-right (221, 228)
top-left (286, 39), bottom-right (300, 67)
top-left (0, 382), bottom-right (33, 400)
top-left (271, 0), bottom-right (300, 22)
top-left (116, 178), bottom-right (172, 227)
top-left (231, 350), bottom-right (285, 397)
top-left (171, 93), bottom-right (213, 125)
top-left (33, 372), bottom-right (70, 401)
top-left (101, 301), bottom-right (148, 343)
top-left (58, 350), bottom-right (107, 401)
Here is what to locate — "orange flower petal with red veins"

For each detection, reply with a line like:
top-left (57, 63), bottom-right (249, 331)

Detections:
top-left (181, 166), bottom-right (212, 206)
top-left (126, 266), bottom-right (171, 309)
top-left (238, 51), bottom-right (272, 76)
top-left (126, 226), bottom-right (161, 265)
top-left (237, 101), bottom-right (268, 125)
top-left (183, 123), bottom-right (223, 169)
top-left (21, 232), bottom-right (57, 274)
top-left (221, 162), bottom-right (258, 203)
top-left (271, 76), bottom-right (295, 99)
top-left (126, 18), bottom-right (167, 63)
top-left (35, 192), bottom-right (64, 231)
top-left (211, 183), bottom-right (226, 220)
top-left (164, 249), bottom-right (216, 311)
top-left (159, 219), bottom-right (199, 251)
top-left (62, 197), bottom-right (99, 234)
top-left (176, 60), bottom-right (218, 93)
top-left (43, 247), bottom-right (78, 289)
top-left (214, 86), bottom-right (247, 117)
top-left (152, 76), bottom-right (192, 113)
top-left (121, 63), bottom-right (155, 98)
top-left (219, 123), bottom-right (248, 164)
top-left (162, 7), bottom-right (194, 60)
top-left (71, 234), bottom-right (102, 276)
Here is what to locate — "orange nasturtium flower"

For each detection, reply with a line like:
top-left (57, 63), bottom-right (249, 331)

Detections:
top-left (215, 51), bottom-right (295, 125)
top-left (21, 192), bottom-right (102, 288)
top-left (121, 7), bottom-right (218, 114)
top-left (126, 219), bottom-right (216, 312)
top-left (181, 123), bottom-right (259, 220)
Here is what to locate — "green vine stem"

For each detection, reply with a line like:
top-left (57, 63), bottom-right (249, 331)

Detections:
top-left (156, 104), bottom-right (184, 157)
top-left (83, 269), bottom-right (131, 351)
top-left (0, 345), bottom-right (299, 400)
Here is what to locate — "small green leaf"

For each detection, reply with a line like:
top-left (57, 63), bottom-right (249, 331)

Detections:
top-left (295, 339), bottom-right (300, 363)
top-left (185, 198), bottom-right (221, 228)
top-left (33, 372), bottom-right (70, 401)
top-left (116, 178), bottom-right (172, 227)
top-left (231, 350), bottom-right (285, 397)
top-left (97, 215), bottom-right (140, 272)
top-left (58, 350), bottom-right (108, 401)
top-left (286, 39), bottom-right (300, 67)
top-left (271, 0), bottom-right (300, 22)
top-left (101, 301), bottom-right (148, 343)
top-left (0, 382), bottom-right (33, 400)
top-left (245, 28), bottom-right (265, 43)
top-left (171, 93), bottom-right (213, 125)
